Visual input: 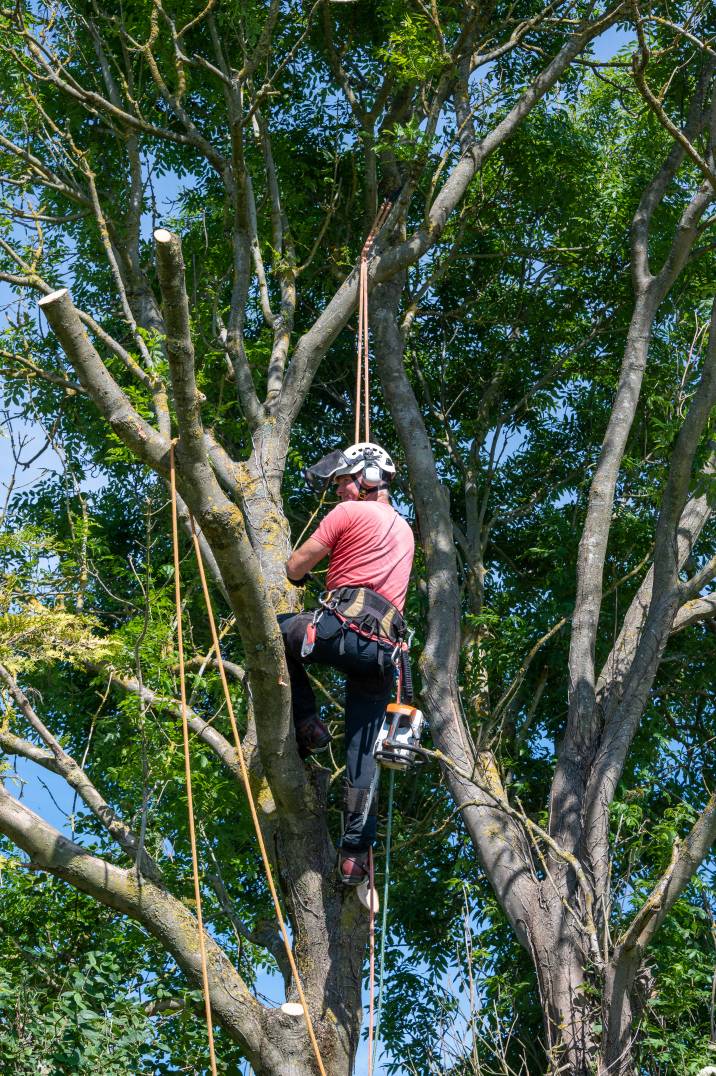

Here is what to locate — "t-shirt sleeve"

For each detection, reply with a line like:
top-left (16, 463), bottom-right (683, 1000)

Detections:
top-left (312, 504), bottom-right (350, 550)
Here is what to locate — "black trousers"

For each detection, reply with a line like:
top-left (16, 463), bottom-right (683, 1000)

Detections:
top-left (279, 610), bottom-right (395, 850)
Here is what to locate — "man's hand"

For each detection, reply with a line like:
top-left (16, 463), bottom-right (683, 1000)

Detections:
top-left (287, 572), bottom-right (312, 588)
top-left (286, 536), bottom-right (330, 584)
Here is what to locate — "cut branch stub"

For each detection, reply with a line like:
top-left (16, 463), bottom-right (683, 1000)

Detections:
top-left (153, 228), bottom-right (207, 465)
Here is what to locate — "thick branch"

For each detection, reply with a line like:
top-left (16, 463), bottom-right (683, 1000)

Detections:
top-left (671, 593), bottom-right (716, 632)
top-left (615, 791), bottom-right (716, 957)
top-left (154, 229), bottom-right (207, 467)
top-left (0, 729), bottom-right (58, 770)
top-left (553, 84), bottom-right (716, 854)
top-left (38, 289), bottom-right (169, 472)
top-left (372, 275), bottom-right (538, 945)
top-left (596, 443), bottom-right (716, 712)
top-left (603, 788), bottom-right (716, 1067)
top-left (0, 784), bottom-right (280, 1066)
top-left (40, 283), bottom-right (307, 821)
top-left (584, 299), bottom-right (716, 893)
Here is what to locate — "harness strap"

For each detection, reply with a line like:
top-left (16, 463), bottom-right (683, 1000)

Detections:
top-left (338, 620), bottom-right (348, 656)
top-left (320, 586), bottom-right (409, 649)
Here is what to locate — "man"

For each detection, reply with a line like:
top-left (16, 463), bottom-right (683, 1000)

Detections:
top-left (281, 442), bottom-right (414, 884)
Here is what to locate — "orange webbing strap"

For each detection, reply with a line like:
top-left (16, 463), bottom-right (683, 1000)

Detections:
top-left (354, 199), bottom-right (393, 445)
top-left (188, 516), bottom-right (328, 1076)
top-left (169, 445), bottom-right (218, 1076)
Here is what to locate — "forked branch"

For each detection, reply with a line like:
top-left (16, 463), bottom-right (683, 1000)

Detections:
top-left (0, 664), bottom-right (162, 879)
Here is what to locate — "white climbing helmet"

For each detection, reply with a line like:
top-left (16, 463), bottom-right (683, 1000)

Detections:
top-left (305, 442), bottom-right (396, 491)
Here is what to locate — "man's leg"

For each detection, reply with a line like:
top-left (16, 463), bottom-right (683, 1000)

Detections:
top-left (339, 640), bottom-right (394, 881)
top-left (278, 613), bottom-right (331, 756)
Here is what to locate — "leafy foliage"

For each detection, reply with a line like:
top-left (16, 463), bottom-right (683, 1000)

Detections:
top-left (1, 1), bottom-right (716, 1073)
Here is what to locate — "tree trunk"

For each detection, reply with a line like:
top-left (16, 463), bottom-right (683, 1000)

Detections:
top-left (599, 949), bottom-right (644, 1076)
top-left (199, 460), bottom-right (368, 1074)
top-left (530, 898), bottom-right (597, 1075)
top-left (202, 436), bottom-right (368, 1074)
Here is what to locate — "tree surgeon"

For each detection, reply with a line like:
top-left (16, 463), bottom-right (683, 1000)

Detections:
top-left (282, 442), bottom-right (414, 884)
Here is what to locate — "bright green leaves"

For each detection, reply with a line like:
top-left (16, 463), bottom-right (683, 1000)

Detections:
top-left (0, 529), bottom-right (117, 675)
top-left (0, 600), bottom-right (115, 675)
top-left (379, 13), bottom-right (447, 84)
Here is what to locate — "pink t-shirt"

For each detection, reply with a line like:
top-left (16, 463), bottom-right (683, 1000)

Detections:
top-left (313, 501), bottom-right (414, 612)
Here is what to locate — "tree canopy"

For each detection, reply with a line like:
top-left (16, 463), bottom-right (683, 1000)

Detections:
top-left (1, 2), bottom-right (716, 1074)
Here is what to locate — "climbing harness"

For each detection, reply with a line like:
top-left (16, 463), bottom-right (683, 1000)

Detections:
top-left (297, 583), bottom-right (413, 694)
top-left (169, 446), bottom-right (327, 1076)
top-left (312, 584), bottom-right (409, 660)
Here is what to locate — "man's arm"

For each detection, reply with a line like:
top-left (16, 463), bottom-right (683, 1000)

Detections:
top-left (286, 536), bottom-right (330, 583)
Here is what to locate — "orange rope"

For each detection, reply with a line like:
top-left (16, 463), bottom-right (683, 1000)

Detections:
top-left (355, 255), bottom-right (365, 445)
top-left (362, 253), bottom-right (370, 443)
top-left (169, 444), bottom-right (218, 1076)
top-left (188, 516), bottom-right (328, 1076)
top-left (354, 199), bottom-right (392, 445)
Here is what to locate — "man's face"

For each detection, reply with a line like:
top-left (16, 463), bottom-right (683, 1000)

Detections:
top-left (333, 474), bottom-right (360, 502)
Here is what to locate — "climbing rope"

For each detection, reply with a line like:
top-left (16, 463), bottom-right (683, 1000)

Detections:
top-left (354, 199), bottom-right (398, 1072)
top-left (368, 660), bottom-right (403, 1071)
top-left (187, 516), bottom-right (328, 1076)
top-left (367, 846), bottom-right (376, 1076)
top-left (169, 444), bottom-right (218, 1076)
top-left (354, 199), bottom-right (392, 445)
top-left (373, 767), bottom-right (396, 1073)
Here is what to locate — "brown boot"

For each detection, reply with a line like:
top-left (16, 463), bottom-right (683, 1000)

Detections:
top-left (338, 849), bottom-right (370, 886)
top-left (295, 714), bottom-right (332, 759)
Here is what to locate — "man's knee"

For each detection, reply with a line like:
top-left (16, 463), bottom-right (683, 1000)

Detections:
top-left (347, 672), bottom-right (394, 702)
top-left (278, 612), bottom-right (312, 660)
